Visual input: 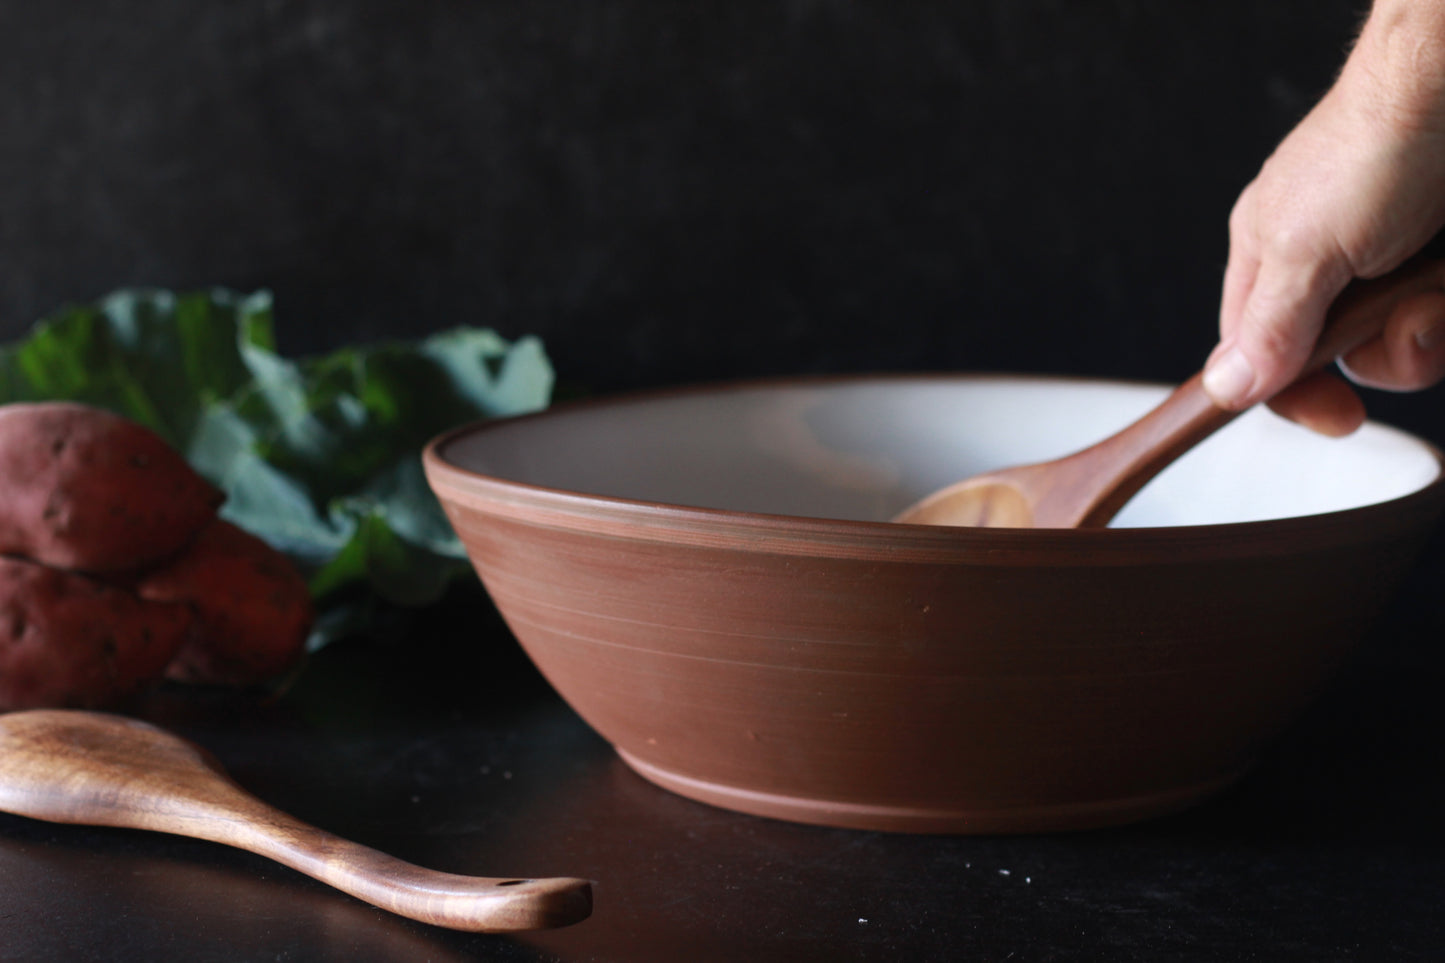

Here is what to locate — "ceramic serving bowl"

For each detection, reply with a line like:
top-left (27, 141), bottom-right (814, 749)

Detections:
top-left (423, 375), bottom-right (1445, 833)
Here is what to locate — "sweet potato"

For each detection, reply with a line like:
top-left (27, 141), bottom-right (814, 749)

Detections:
top-left (0, 402), bottom-right (223, 573)
top-left (0, 556), bottom-right (193, 710)
top-left (138, 519), bottom-right (313, 686)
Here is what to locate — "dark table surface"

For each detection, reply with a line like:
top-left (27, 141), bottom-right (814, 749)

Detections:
top-left (1, 533), bottom-right (1442, 963)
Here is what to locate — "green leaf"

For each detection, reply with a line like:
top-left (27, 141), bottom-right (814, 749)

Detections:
top-left (310, 505), bottom-right (470, 607)
top-left (0, 289), bottom-right (273, 448)
top-left (0, 288), bottom-right (554, 649)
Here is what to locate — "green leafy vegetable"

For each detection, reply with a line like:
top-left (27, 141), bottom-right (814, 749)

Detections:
top-left (0, 289), bottom-right (554, 648)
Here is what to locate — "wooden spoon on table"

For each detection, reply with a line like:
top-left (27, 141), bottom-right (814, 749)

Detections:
top-left (893, 256), bottom-right (1445, 529)
top-left (0, 709), bottom-right (591, 932)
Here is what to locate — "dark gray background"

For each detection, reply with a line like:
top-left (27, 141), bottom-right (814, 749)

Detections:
top-left (1, 8), bottom-right (1444, 959)
top-left (7, 1), bottom-right (1423, 430)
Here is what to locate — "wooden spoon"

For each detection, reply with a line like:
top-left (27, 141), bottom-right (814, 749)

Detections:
top-left (893, 257), bottom-right (1445, 528)
top-left (0, 709), bottom-right (591, 932)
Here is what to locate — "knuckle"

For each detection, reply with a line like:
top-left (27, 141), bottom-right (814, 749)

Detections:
top-left (1259, 223), bottom-right (1325, 267)
top-left (1385, 295), bottom-right (1445, 390)
top-left (1394, 344), bottom-right (1445, 391)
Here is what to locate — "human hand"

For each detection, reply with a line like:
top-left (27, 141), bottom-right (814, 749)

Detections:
top-left (1205, 3), bottom-right (1445, 436)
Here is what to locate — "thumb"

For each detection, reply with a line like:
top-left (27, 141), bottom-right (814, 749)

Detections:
top-left (1204, 256), bottom-right (1350, 410)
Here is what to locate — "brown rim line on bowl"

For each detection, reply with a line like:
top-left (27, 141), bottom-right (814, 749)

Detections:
top-left (423, 374), bottom-right (1445, 834)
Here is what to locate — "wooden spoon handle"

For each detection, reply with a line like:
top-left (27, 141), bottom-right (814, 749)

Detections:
top-left (1052, 255), bottom-right (1445, 528)
top-left (1040, 373), bottom-right (1223, 528)
top-left (187, 799), bottom-right (593, 933)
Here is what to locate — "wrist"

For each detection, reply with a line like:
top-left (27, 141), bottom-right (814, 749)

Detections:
top-left (1342, 0), bottom-right (1445, 130)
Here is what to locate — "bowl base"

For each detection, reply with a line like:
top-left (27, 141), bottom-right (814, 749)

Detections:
top-left (616, 749), bottom-right (1246, 834)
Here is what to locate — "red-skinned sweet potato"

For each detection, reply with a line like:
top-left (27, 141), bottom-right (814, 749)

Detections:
top-left (138, 519), bottom-right (313, 686)
top-left (0, 556), bottom-right (193, 710)
top-left (0, 402), bottom-right (223, 574)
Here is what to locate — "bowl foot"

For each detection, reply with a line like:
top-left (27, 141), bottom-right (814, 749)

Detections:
top-left (615, 749), bottom-right (1247, 834)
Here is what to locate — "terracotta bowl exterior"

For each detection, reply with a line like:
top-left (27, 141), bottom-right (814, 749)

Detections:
top-left (423, 376), bottom-right (1445, 833)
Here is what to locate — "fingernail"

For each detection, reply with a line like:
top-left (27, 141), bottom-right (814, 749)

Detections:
top-left (1417, 319), bottom-right (1445, 351)
top-left (1203, 346), bottom-right (1257, 407)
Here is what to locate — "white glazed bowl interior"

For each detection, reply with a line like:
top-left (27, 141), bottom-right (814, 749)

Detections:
top-left (441, 377), bottom-right (1442, 527)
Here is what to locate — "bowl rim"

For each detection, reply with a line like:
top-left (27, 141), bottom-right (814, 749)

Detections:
top-left (423, 372), bottom-right (1445, 566)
